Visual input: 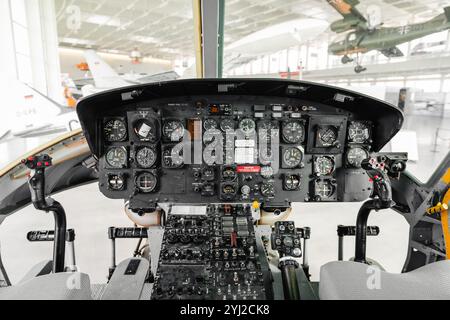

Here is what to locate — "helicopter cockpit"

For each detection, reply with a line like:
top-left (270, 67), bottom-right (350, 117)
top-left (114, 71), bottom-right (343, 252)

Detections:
top-left (0, 79), bottom-right (449, 300)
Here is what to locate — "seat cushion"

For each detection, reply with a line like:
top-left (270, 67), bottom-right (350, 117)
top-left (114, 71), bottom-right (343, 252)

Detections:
top-left (0, 272), bottom-right (92, 300)
top-left (319, 260), bottom-right (450, 300)
top-left (101, 258), bottom-right (149, 300)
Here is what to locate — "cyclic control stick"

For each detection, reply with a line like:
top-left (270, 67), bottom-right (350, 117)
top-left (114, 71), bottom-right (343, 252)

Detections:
top-left (22, 154), bottom-right (67, 273)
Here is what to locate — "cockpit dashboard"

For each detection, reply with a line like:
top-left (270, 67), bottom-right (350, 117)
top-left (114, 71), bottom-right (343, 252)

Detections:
top-left (76, 79), bottom-right (403, 210)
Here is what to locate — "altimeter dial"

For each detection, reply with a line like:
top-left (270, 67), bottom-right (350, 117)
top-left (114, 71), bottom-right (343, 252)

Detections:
top-left (104, 119), bottom-right (127, 142)
top-left (282, 120), bottom-right (305, 143)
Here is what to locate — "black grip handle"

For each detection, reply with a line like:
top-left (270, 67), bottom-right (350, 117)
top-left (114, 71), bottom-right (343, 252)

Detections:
top-left (27, 229), bottom-right (75, 242)
top-left (337, 225), bottom-right (380, 237)
top-left (108, 227), bottom-right (148, 239)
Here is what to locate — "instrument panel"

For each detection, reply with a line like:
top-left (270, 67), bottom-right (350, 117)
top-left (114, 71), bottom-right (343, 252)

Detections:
top-left (76, 79), bottom-right (403, 210)
top-left (98, 100), bottom-right (374, 207)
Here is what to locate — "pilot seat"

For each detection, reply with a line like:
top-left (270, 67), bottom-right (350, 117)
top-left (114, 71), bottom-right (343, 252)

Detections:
top-left (0, 257), bottom-right (151, 300)
top-left (319, 260), bottom-right (450, 300)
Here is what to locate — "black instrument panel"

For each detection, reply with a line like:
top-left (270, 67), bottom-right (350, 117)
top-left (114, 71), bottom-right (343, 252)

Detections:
top-left (76, 79), bottom-right (403, 210)
top-left (99, 98), bottom-right (372, 206)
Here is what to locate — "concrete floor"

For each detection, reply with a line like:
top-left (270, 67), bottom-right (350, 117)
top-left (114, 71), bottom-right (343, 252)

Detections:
top-left (0, 114), bottom-right (448, 284)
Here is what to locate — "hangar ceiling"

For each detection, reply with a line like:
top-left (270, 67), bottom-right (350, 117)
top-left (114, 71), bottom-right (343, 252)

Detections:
top-left (56, 0), bottom-right (450, 60)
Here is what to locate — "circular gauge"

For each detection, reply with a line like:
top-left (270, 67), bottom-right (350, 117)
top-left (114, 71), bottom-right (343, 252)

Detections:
top-left (203, 128), bottom-right (222, 145)
top-left (105, 147), bottom-right (127, 168)
top-left (220, 119), bottom-right (235, 131)
top-left (315, 156), bottom-right (335, 176)
top-left (315, 180), bottom-right (335, 199)
top-left (284, 175), bottom-right (300, 191)
top-left (203, 119), bottom-right (218, 131)
top-left (318, 126), bottom-right (338, 147)
top-left (162, 146), bottom-right (184, 168)
top-left (241, 185), bottom-right (251, 196)
top-left (260, 182), bottom-right (275, 197)
top-left (133, 119), bottom-right (156, 141)
top-left (163, 120), bottom-right (184, 141)
top-left (348, 122), bottom-right (370, 143)
top-left (135, 147), bottom-right (157, 168)
top-left (260, 166), bottom-right (274, 179)
top-left (238, 118), bottom-right (256, 135)
top-left (104, 119), bottom-right (127, 142)
top-left (282, 147), bottom-right (303, 168)
top-left (135, 172), bottom-right (157, 193)
top-left (282, 120), bottom-right (305, 144)
top-left (346, 147), bottom-right (369, 168)
top-left (107, 174), bottom-right (125, 190)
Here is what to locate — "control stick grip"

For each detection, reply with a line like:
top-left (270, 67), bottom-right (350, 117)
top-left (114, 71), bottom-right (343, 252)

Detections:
top-left (22, 155), bottom-right (52, 209)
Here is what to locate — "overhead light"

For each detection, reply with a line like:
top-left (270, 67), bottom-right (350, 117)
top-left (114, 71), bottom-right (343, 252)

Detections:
top-left (105, 49), bottom-right (120, 54)
top-left (84, 14), bottom-right (121, 27)
top-left (59, 37), bottom-right (95, 46)
top-left (159, 48), bottom-right (181, 54)
top-left (131, 35), bottom-right (159, 44)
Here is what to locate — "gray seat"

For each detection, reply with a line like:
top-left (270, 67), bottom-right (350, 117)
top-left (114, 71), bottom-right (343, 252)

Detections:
top-left (0, 272), bottom-right (92, 300)
top-left (319, 260), bottom-right (450, 300)
top-left (100, 257), bottom-right (150, 300)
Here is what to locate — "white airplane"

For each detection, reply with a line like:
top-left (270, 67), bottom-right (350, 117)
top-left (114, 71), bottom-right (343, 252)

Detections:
top-left (410, 40), bottom-right (447, 56)
top-left (0, 75), bottom-right (79, 143)
top-left (224, 19), bottom-right (330, 72)
top-left (80, 50), bottom-right (179, 97)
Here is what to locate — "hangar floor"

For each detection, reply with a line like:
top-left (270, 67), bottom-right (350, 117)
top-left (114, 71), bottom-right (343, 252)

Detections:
top-left (0, 114), bottom-right (447, 284)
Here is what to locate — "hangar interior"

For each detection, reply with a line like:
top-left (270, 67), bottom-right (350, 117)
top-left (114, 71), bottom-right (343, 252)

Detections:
top-left (0, 0), bottom-right (449, 299)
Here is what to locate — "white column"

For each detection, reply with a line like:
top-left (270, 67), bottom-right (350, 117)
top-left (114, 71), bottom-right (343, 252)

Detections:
top-left (26, 0), bottom-right (47, 94)
top-left (0, 0), bottom-right (62, 102)
top-left (0, 0), bottom-right (17, 78)
top-left (28, 0), bottom-right (62, 102)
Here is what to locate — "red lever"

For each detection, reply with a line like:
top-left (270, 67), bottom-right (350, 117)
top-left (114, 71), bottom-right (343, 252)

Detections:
top-left (231, 231), bottom-right (237, 247)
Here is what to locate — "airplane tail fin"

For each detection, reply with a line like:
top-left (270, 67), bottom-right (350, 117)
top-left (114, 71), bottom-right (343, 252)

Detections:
top-left (444, 6), bottom-right (450, 22)
top-left (83, 50), bottom-right (129, 89)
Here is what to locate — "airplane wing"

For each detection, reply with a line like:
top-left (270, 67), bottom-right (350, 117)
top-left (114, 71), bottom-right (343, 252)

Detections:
top-left (137, 71), bottom-right (179, 83)
top-left (327, 0), bottom-right (367, 23)
top-left (0, 130), bottom-right (11, 142)
top-left (223, 54), bottom-right (258, 74)
top-left (0, 76), bottom-right (79, 143)
top-left (23, 83), bottom-right (73, 115)
top-left (379, 47), bottom-right (404, 58)
top-left (83, 50), bottom-right (129, 89)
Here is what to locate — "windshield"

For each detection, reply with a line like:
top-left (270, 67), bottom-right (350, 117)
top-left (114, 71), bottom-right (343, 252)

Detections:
top-left (0, 0), bottom-right (449, 182)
